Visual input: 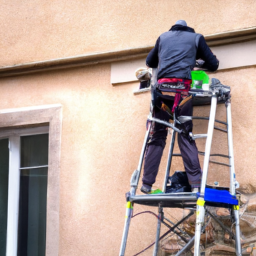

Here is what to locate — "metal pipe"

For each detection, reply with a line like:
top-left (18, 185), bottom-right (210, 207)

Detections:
top-left (119, 120), bottom-right (152, 255)
top-left (198, 151), bottom-right (230, 158)
top-left (153, 206), bottom-right (162, 256)
top-left (175, 236), bottom-right (195, 256)
top-left (194, 200), bottom-right (205, 256)
top-left (163, 216), bottom-right (190, 237)
top-left (214, 126), bottom-right (227, 133)
top-left (206, 209), bottom-right (234, 239)
top-left (161, 220), bottom-right (189, 243)
top-left (148, 117), bottom-right (182, 133)
top-left (234, 209), bottom-right (242, 256)
top-left (162, 124), bottom-right (176, 192)
top-left (189, 132), bottom-right (208, 140)
top-left (176, 212), bottom-right (210, 256)
top-left (226, 100), bottom-right (236, 195)
top-left (137, 121), bottom-right (151, 176)
top-left (200, 95), bottom-right (218, 196)
top-left (191, 116), bottom-right (227, 125)
top-left (207, 160), bottom-right (231, 167)
top-left (130, 194), bottom-right (198, 202)
top-left (194, 96), bottom-right (218, 256)
top-left (130, 122), bottom-right (151, 196)
top-left (119, 202), bottom-right (133, 256)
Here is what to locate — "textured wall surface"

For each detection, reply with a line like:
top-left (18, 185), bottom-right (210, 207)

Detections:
top-left (0, 0), bottom-right (255, 255)
top-left (0, 64), bottom-right (255, 255)
top-left (0, 0), bottom-right (256, 66)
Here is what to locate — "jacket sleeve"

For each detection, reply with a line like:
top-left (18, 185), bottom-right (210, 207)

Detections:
top-left (146, 37), bottom-right (160, 68)
top-left (196, 35), bottom-right (219, 71)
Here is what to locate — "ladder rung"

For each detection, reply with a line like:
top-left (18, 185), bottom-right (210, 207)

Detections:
top-left (198, 151), bottom-right (230, 159)
top-left (174, 152), bottom-right (231, 167)
top-left (214, 126), bottom-right (227, 133)
top-left (148, 116), bottom-right (182, 133)
top-left (194, 117), bottom-right (227, 126)
top-left (174, 152), bottom-right (230, 159)
top-left (189, 133), bottom-right (207, 140)
top-left (178, 116), bottom-right (227, 126)
top-left (208, 160), bottom-right (231, 167)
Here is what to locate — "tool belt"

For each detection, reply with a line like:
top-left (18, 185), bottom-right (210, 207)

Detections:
top-left (156, 78), bottom-right (192, 113)
top-left (157, 78), bottom-right (192, 93)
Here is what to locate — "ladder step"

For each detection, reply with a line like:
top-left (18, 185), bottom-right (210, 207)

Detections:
top-left (198, 152), bottom-right (230, 158)
top-left (173, 153), bottom-right (231, 167)
top-left (189, 133), bottom-right (207, 140)
top-left (148, 116), bottom-right (182, 133)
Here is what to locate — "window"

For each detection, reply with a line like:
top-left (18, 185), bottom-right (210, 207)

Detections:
top-left (0, 126), bottom-right (49, 256)
top-left (0, 104), bottom-right (62, 256)
top-left (0, 138), bottom-right (9, 256)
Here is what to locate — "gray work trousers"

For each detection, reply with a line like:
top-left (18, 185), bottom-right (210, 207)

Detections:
top-left (142, 100), bottom-right (201, 188)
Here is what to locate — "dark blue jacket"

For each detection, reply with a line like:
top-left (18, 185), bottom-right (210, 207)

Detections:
top-left (146, 25), bottom-right (219, 79)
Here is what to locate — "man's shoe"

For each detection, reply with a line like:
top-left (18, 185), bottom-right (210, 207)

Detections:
top-left (141, 185), bottom-right (163, 194)
top-left (191, 187), bottom-right (200, 193)
top-left (141, 185), bottom-right (152, 194)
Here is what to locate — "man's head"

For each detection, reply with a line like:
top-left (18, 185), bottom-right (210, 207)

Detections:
top-left (175, 20), bottom-right (187, 26)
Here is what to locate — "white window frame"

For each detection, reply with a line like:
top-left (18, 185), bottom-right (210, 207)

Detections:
top-left (0, 126), bottom-right (49, 256)
top-left (0, 104), bottom-right (62, 256)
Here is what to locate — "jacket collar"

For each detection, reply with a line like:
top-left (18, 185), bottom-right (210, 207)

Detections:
top-left (169, 24), bottom-right (195, 33)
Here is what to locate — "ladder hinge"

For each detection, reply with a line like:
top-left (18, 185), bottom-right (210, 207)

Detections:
top-left (130, 170), bottom-right (139, 186)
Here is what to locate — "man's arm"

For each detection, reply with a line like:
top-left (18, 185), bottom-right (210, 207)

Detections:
top-left (196, 35), bottom-right (219, 71)
top-left (146, 37), bottom-right (160, 68)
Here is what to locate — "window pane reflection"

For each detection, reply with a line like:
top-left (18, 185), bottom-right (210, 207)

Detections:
top-left (20, 134), bottom-right (49, 168)
top-left (18, 168), bottom-right (48, 256)
top-left (0, 139), bottom-right (9, 256)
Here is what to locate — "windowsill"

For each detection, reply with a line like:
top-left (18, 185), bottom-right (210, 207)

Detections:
top-left (133, 87), bottom-right (151, 95)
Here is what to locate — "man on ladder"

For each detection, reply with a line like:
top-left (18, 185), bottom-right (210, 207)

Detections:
top-left (141, 20), bottom-right (219, 194)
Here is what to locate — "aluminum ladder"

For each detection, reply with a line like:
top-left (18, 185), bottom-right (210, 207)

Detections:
top-left (119, 70), bottom-right (242, 256)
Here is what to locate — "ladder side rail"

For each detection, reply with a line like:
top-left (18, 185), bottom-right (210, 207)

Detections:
top-left (136, 121), bottom-right (152, 180)
top-left (226, 98), bottom-right (242, 255)
top-left (162, 123), bottom-right (177, 192)
top-left (119, 122), bottom-right (152, 256)
top-left (153, 206), bottom-right (163, 256)
top-left (130, 67), bottom-right (158, 195)
top-left (200, 94), bottom-right (218, 196)
top-left (119, 201), bottom-right (133, 256)
top-left (130, 121), bottom-right (152, 196)
top-left (194, 94), bottom-right (217, 256)
top-left (233, 208), bottom-right (242, 256)
top-left (226, 99), bottom-right (236, 195)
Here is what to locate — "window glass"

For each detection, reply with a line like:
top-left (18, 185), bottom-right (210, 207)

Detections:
top-left (18, 134), bottom-right (48, 256)
top-left (0, 139), bottom-right (9, 256)
top-left (20, 134), bottom-right (49, 168)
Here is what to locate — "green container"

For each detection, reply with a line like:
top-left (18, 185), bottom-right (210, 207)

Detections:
top-left (191, 70), bottom-right (209, 89)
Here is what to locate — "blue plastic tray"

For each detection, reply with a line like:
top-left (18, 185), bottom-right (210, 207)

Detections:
top-left (204, 188), bottom-right (238, 206)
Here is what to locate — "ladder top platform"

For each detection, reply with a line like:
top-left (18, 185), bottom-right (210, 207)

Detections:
top-left (129, 192), bottom-right (198, 208)
top-left (128, 185), bottom-right (238, 209)
top-left (190, 85), bottom-right (230, 106)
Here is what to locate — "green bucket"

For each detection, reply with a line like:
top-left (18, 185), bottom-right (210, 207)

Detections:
top-left (191, 70), bottom-right (209, 89)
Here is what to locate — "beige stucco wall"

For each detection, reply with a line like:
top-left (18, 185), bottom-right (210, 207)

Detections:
top-left (0, 64), bottom-right (255, 255)
top-left (0, 0), bottom-right (256, 255)
top-left (0, 0), bottom-right (256, 66)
